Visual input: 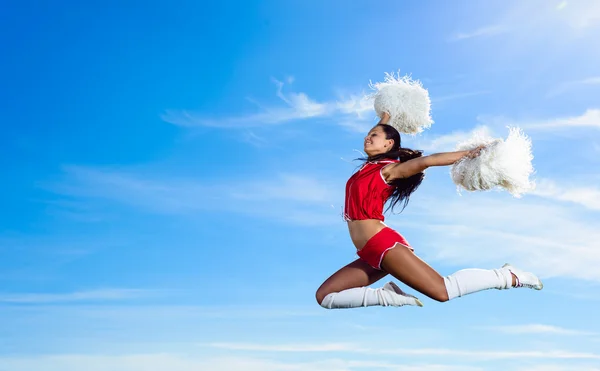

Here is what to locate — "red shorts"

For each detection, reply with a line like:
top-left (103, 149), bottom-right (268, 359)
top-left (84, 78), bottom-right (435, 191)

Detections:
top-left (357, 227), bottom-right (413, 270)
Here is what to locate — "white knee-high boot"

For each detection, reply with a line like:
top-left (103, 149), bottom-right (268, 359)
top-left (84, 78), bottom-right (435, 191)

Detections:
top-left (443, 268), bottom-right (513, 300)
top-left (320, 282), bottom-right (423, 309)
top-left (443, 264), bottom-right (543, 300)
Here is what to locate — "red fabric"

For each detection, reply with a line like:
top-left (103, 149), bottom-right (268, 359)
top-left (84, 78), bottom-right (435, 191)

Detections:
top-left (344, 160), bottom-right (398, 221)
top-left (357, 227), bottom-right (413, 270)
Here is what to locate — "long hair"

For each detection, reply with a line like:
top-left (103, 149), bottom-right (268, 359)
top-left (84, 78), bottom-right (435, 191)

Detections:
top-left (360, 124), bottom-right (425, 213)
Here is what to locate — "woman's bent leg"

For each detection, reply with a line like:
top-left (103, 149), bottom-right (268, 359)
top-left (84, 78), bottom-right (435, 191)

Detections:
top-left (381, 245), bottom-right (542, 302)
top-left (316, 259), bottom-right (422, 309)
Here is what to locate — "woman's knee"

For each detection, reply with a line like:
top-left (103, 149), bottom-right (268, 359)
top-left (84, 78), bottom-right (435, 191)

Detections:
top-left (315, 286), bottom-right (330, 305)
top-left (315, 290), bottom-right (324, 305)
top-left (428, 287), bottom-right (449, 302)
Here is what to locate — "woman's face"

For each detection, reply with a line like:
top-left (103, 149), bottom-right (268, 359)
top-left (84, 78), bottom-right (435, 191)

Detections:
top-left (364, 125), bottom-right (394, 156)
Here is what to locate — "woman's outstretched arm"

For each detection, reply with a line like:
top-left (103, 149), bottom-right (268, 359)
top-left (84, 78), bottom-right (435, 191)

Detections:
top-left (382, 147), bottom-right (484, 181)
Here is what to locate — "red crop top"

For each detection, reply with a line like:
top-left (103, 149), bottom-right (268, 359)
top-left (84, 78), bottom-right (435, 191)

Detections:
top-left (343, 160), bottom-right (399, 221)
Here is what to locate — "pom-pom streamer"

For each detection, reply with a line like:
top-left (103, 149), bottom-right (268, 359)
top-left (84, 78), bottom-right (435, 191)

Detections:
top-left (369, 71), bottom-right (433, 135)
top-left (451, 127), bottom-right (535, 197)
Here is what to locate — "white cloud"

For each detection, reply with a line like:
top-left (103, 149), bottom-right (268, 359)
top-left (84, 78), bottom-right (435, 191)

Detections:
top-left (525, 109), bottom-right (600, 130)
top-left (272, 77), bottom-right (330, 118)
top-left (161, 78), bottom-right (375, 131)
top-left (0, 289), bottom-right (152, 304)
top-left (337, 120), bottom-right (373, 133)
top-left (162, 76), bottom-right (493, 137)
top-left (45, 157), bottom-right (600, 279)
top-left (0, 354), bottom-right (299, 371)
top-left (334, 93), bottom-right (374, 117)
top-left (516, 365), bottom-right (600, 371)
top-left (580, 77), bottom-right (600, 84)
top-left (162, 75), bottom-right (495, 137)
top-left (451, 1), bottom-right (600, 47)
top-left (44, 166), bottom-right (343, 226)
top-left (451, 25), bottom-right (509, 41)
top-left (22, 352), bottom-right (600, 371)
top-left (231, 173), bottom-right (339, 203)
top-left (431, 90), bottom-right (492, 103)
top-left (207, 342), bottom-right (600, 360)
top-left (477, 109), bottom-right (600, 131)
top-left (209, 342), bottom-right (355, 352)
top-left (0, 304), bottom-right (325, 325)
top-left (241, 130), bottom-right (268, 147)
top-left (378, 349), bottom-right (600, 360)
top-left (46, 165), bottom-right (218, 214)
top-left (0, 354), bottom-right (484, 371)
top-left (546, 76), bottom-right (600, 97)
top-left (532, 179), bottom-right (600, 211)
top-left (478, 324), bottom-right (596, 336)
top-left (557, 0), bottom-right (600, 30)
top-left (401, 192), bottom-right (600, 283)
top-left (413, 126), bottom-right (494, 152)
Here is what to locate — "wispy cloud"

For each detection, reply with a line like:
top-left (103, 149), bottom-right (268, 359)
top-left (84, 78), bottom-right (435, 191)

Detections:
top-left (163, 76), bottom-right (491, 135)
top-left (477, 108), bottom-right (600, 131)
top-left (0, 304), bottom-right (325, 325)
top-left (231, 173), bottom-right (339, 203)
top-left (557, 0), bottom-right (600, 30)
top-left (451, 1), bottom-right (600, 43)
top-left (451, 25), bottom-right (508, 41)
top-left (207, 342), bottom-right (600, 360)
top-left (532, 178), bottom-right (600, 211)
top-left (45, 165), bottom-right (219, 215)
top-left (412, 125), bottom-right (494, 152)
top-left (516, 365), bottom-right (600, 371)
top-left (576, 76), bottom-right (600, 85)
top-left (161, 77), bottom-right (375, 131)
top-left (44, 165), bottom-right (343, 226)
top-left (399, 189), bottom-right (600, 283)
top-left (45, 160), bottom-right (600, 280)
top-left (0, 289), bottom-right (151, 304)
top-left (209, 342), bottom-right (354, 352)
top-left (336, 120), bottom-right (373, 133)
top-left (546, 76), bottom-right (600, 97)
top-left (379, 349), bottom-right (600, 360)
top-left (431, 90), bottom-right (492, 103)
top-left (478, 324), bottom-right (596, 336)
top-left (53, 166), bottom-right (341, 207)
top-left (523, 108), bottom-right (600, 130)
top-left (162, 78), bottom-right (330, 128)
top-left (0, 354), bottom-right (485, 371)
top-left (240, 130), bottom-right (268, 147)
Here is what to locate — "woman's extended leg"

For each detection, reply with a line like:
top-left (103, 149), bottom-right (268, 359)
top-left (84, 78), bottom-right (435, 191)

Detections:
top-left (316, 258), bottom-right (422, 309)
top-left (380, 244), bottom-right (543, 302)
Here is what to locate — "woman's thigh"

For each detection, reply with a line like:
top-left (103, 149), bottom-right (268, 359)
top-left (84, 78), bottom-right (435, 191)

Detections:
top-left (380, 244), bottom-right (448, 302)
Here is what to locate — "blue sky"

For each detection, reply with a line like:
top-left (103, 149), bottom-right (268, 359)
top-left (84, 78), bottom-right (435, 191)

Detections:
top-left (1, 0), bottom-right (600, 370)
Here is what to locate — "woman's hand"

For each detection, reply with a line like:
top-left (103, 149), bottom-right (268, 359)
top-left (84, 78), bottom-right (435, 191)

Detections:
top-left (466, 145), bottom-right (486, 159)
top-left (380, 112), bottom-right (391, 124)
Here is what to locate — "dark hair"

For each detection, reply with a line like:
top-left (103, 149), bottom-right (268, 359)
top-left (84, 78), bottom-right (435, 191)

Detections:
top-left (360, 124), bottom-right (425, 213)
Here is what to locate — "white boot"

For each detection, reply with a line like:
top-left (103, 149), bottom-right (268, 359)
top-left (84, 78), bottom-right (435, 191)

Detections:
top-left (502, 263), bottom-right (544, 290)
top-left (320, 282), bottom-right (423, 309)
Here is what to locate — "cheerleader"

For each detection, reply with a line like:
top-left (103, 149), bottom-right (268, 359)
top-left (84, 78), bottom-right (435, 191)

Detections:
top-left (316, 112), bottom-right (543, 309)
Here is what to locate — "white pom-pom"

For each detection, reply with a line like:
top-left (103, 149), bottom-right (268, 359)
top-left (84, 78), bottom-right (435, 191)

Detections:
top-left (451, 127), bottom-right (536, 197)
top-left (369, 71), bottom-right (433, 135)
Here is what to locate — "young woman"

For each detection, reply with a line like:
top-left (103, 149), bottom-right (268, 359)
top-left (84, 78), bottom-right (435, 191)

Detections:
top-left (316, 112), bottom-right (543, 309)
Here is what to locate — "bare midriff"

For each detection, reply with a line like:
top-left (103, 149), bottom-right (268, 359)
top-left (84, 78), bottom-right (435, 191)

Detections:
top-left (347, 219), bottom-right (388, 251)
